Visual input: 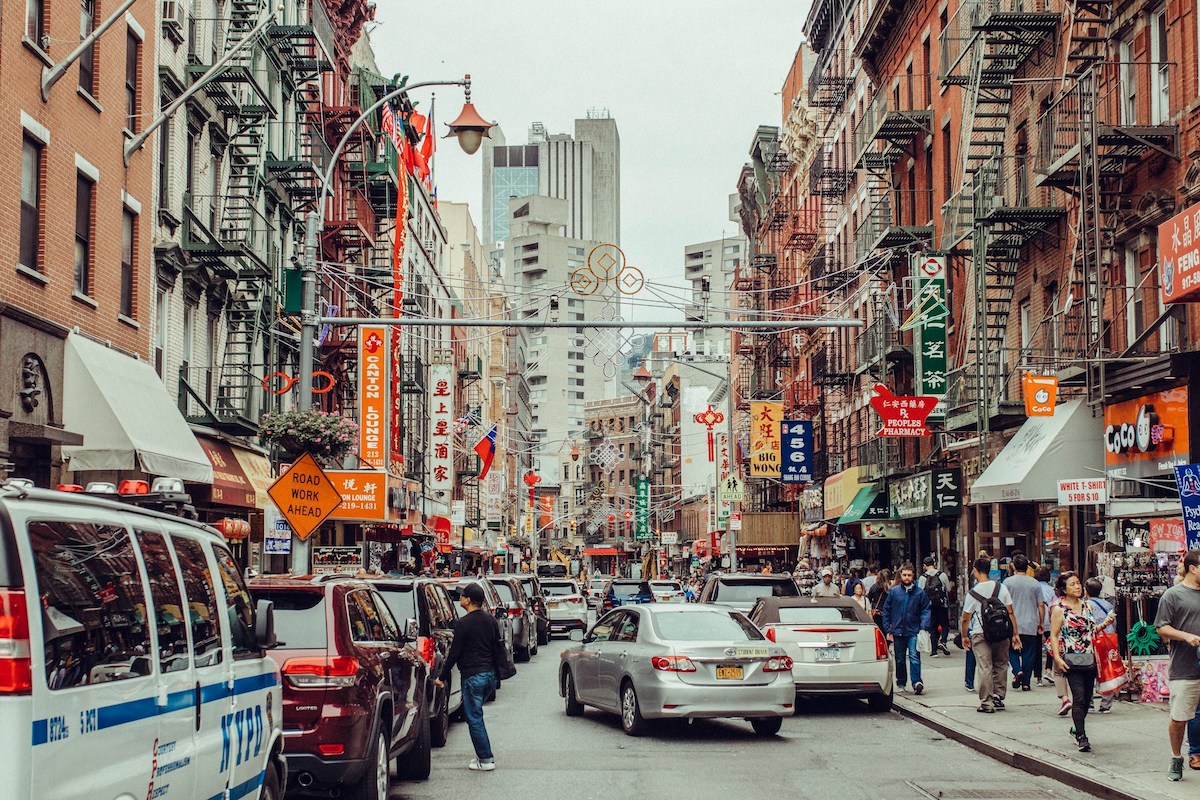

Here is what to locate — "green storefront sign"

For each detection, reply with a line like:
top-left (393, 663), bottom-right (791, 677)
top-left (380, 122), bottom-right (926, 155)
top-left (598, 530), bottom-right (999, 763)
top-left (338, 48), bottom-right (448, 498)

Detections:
top-left (636, 477), bottom-right (651, 541)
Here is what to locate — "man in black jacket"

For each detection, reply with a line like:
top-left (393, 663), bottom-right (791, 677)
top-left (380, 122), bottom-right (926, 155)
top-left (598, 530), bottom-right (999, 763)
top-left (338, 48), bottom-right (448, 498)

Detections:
top-left (435, 581), bottom-right (498, 771)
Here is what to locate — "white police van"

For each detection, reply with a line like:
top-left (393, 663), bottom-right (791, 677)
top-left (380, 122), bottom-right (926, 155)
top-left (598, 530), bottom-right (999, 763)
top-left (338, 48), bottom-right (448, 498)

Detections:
top-left (0, 477), bottom-right (286, 800)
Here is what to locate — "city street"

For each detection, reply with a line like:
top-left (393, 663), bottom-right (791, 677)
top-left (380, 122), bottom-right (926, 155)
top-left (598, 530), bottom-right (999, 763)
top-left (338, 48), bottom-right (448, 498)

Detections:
top-left (391, 638), bottom-right (1098, 800)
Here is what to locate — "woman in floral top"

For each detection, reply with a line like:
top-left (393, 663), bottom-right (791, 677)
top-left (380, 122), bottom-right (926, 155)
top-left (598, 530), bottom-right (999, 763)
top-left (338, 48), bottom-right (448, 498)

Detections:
top-left (1050, 571), bottom-right (1117, 753)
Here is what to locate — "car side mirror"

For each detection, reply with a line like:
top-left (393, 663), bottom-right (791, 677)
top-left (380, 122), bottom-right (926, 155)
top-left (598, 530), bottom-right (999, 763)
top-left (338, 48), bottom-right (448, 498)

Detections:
top-left (568, 629), bottom-right (584, 642)
top-left (494, 606), bottom-right (509, 618)
top-left (404, 618), bottom-right (419, 642)
top-left (254, 600), bottom-right (279, 649)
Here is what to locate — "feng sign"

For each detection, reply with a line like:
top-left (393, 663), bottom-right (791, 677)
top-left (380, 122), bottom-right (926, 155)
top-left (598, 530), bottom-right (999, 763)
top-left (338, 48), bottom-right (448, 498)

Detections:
top-left (428, 363), bottom-right (455, 496)
top-left (780, 420), bottom-right (813, 485)
top-left (912, 254), bottom-right (948, 418)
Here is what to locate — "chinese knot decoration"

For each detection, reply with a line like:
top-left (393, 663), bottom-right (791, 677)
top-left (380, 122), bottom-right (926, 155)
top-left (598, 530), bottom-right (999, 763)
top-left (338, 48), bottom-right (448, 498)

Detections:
top-left (694, 404), bottom-right (726, 462)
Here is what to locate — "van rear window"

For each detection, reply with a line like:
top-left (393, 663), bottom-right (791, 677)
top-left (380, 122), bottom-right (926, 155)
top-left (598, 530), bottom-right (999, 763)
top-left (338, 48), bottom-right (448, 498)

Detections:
top-left (254, 591), bottom-right (327, 649)
top-left (374, 586), bottom-right (417, 627)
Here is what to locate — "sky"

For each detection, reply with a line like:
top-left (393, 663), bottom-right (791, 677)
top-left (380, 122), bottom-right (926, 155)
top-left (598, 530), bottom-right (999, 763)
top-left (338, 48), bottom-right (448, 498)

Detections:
top-left (370, 1), bottom-right (806, 325)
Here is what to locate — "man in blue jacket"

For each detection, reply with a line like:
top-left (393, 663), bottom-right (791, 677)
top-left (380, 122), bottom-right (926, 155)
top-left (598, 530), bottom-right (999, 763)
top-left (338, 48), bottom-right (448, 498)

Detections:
top-left (883, 563), bottom-right (932, 695)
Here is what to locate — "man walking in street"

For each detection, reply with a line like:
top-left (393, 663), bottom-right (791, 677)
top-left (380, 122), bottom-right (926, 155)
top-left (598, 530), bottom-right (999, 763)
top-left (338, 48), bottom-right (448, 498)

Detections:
top-left (1154, 549), bottom-right (1200, 781)
top-left (918, 556), bottom-right (952, 656)
top-left (883, 564), bottom-right (931, 695)
top-left (812, 568), bottom-right (841, 597)
top-left (961, 557), bottom-right (1021, 713)
top-left (1005, 554), bottom-right (1045, 691)
top-left (435, 582), bottom-right (499, 771)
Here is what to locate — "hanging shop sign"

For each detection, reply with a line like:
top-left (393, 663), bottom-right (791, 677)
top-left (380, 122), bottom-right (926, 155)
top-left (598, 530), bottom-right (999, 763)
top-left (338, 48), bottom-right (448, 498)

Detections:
top-left (910, 254), bottom-right (949, 419)
top-left (1104, 387), bottom-right (1189, 480)
top-left (750, 402), bottom-right (782, 477)
top-left (327, 470), bottom-right (388, 521)
top-left (358, 326), bottom-right (388, 469)
top-left (1173, 464), bottom-right (1200, 549)
top-left (780, 419), bottom-right (813, 485)
top-left (823, 466), bottom-right (863, 518)
top-left (484, 469), bottom-right (503, 523)
top-left (636, 477), bottom-right (651, 540)
top-left (889, 468), bottom-right (962, 519)
top-left (862, 521), bottom-right (905, 540)
top-left (717, 432), bottom-right (732, 523)
top-left (197, 437), bottom-right (257, 508)
top-left (1158, 204), bottom-right (1200, 303)
top-left (802, 485), bottom-right (824, 523)
top-left (1023, 374), bottom-right (1059, 417)
top-left (428, 362), bottom-right (456, 496)
top-left (451, 499), bottom-right (467, 527)
top-left (1057, 478), bottom-right (1108, 506)
top-left (869, 384), bottom-right (939, 437)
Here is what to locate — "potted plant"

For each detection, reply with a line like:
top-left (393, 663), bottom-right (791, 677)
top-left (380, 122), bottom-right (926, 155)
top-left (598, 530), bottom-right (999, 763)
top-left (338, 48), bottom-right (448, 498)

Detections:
top-left (259, 408), bottom-right (358, 464)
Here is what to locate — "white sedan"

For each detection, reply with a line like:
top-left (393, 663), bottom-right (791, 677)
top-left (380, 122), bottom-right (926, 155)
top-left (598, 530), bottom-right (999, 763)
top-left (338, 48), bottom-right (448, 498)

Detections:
top-left (559, 605), bottom-right (795, 736)
top-left (649, 580), bottom-right (686, 603)
top-left (541, 578), bottom-right (589, 636)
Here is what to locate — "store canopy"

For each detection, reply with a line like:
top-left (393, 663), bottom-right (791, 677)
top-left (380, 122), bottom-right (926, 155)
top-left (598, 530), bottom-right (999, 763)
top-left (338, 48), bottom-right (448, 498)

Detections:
top-left (837, 486), bottom-right (885, 524)
top-left (584, 547), bottom-right (622, 557)
top-left (197, 437), bottom-right (256, 507)
top-left (970, 399), bottom-right (1102, 504)
top-left (62, 335), bottom-right (213, 483)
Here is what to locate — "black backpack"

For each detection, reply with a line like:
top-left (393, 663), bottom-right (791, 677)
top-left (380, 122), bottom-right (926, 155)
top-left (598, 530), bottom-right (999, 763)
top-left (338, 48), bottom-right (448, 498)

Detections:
top-left (970, 584), bottom-right (1013, 643)
top-left (924, 572), bottom-right (947, 608)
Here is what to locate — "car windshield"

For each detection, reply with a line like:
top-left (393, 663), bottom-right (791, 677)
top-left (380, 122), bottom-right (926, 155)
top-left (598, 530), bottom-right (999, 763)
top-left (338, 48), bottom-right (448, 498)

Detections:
top-left (612, 581), bottom-right (649, 594)
top-left (543, 583), bottom-right (578, 596)
top-left (775, 606), bottom-right (864, 624)
top-left (253, 591), bottom-right (326, 649)
top-left (374, 586), bottom-right (416, 626)
top-left (492, 582), bottom-right (515, 602)
top-left (651, 581), bottom-right (681, 591)
top-left (653, 610), bottom-right (765, 642)
top-left (714, 579), bottom-right (799, 602)
top-left (589, 581), bottom-right (608, 592)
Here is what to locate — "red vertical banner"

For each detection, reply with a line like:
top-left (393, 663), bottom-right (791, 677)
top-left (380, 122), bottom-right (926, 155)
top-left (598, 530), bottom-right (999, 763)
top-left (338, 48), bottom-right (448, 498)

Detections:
top-left (388, 119), bottom-right (409, 476)
top-left (358, 327), bottom-right (387, 468)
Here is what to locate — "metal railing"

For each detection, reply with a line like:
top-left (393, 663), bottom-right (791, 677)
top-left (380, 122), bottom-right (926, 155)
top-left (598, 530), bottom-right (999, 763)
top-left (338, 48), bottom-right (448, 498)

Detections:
top-left (854, 189), bottom-right (935, 262)
top-left (854, 75), bottom-right (934, 161)
top-left (855, 314), bottom-right (904, 368)
top-left (857, 438), bottom-right (900, 484)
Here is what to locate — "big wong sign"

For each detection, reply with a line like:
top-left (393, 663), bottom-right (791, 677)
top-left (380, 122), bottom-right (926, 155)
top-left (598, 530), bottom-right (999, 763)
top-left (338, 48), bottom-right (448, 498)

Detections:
top-left (750, 402), bottom-right (782, 477)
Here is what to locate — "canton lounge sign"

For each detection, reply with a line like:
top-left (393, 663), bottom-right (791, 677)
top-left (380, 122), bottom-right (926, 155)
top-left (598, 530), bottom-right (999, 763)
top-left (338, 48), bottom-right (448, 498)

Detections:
top-left (889, 468), bottom-right (962, 519)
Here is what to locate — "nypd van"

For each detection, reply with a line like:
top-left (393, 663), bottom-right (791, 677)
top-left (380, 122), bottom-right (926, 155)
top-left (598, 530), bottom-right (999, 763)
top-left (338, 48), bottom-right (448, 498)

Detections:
top-left (0, 478), bottom-right (286, 800)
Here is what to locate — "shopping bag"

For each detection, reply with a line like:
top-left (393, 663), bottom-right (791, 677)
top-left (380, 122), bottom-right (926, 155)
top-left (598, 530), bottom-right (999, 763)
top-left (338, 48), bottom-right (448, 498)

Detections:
top-left (917, 630), bottom-right (932, 655)
top-left (1095, 631), bottom-right (1128, 696)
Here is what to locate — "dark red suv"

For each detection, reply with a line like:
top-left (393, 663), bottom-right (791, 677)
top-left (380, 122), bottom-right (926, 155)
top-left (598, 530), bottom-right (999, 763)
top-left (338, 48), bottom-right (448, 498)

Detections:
top-left (249, 576), bottom-right (431, 799)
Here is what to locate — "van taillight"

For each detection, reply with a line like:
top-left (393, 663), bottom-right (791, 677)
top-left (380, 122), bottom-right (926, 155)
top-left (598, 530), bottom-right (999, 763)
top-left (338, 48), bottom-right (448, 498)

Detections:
top-left (282, 656), bottom-right (359, 688)
top-left (417, 636), bottom-right (436, 666)
top-left (0, 590), bottom-right (32, 695)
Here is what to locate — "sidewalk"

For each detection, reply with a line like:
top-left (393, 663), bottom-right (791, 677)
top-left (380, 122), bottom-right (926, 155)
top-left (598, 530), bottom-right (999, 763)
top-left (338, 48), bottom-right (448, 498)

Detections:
top-left (893, 649), bottom-right (1189, 800)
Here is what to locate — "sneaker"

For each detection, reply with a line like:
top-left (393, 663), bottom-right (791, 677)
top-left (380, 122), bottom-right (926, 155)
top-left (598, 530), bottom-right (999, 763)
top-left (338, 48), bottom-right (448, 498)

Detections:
top-left (1035, 677), bottom-right (1045, 687)
top-left (1169, 757), bottom-right (1185, 781)
top-left (977, 704), bottom-right (995, 713)
top-left (1058, 698), bottom-right (1072, 716)
top-left (939, 644), bottom-right (951, 656)
top-left (469, 758), bottom-right (496, 772)
top-left (965, 684), bottom-right (975, 693)
top-left (914, 682), bottom-right (924, 695)
top-left (896, 683), bottom-right (907, 692)
top-left (1021, 684), bottom-right (1031, 691)
top-left (992, 697), bottom-right (1005, 710)
top-left (1098, 702), bottom-right (1113, 714)
top-left (1076, 735), bottom-right (1091, 753)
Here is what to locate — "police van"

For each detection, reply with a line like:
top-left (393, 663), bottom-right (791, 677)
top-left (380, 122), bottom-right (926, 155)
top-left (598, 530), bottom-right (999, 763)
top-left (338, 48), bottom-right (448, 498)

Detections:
top-left (0, 477), bottom-right (286, 800)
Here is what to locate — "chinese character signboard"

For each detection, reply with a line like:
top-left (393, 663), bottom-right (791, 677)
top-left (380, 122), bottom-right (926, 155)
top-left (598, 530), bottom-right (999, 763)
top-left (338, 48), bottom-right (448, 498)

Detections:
top-left (869, 384), bottom-right (939, 437)
top-left (389, 330), bottom-right (404, 477)
top-left (428, 363), bottom-right (455, 496)
top-left (327, 470), bottom-right (388, 521)
top-left (910, 255), bottom-right (949, 418)
top-left (802, 485), bottom-right (824, 522)
top-left (780, 420), bottom-right (813, 484)
top-left (1104, 388), bottom-right (1189, 481)
top-left (484, 470), bottom-right (503, 523)
top-left (931, 468), bottom-right (962, 516)
top-left (716, 431), bottom-right (732, 523)
top-left (636, 477), bottom-right (651, 540)
top-left (358, 327), bottom-right (387, 469)
top-left (890, 468), bottom-right (962, 519)
top-left (1023, 373), bottom-right (1059, 417)
top-left (1159, 205), bottom-right (1200, 303)
top-left (749, 402), bottom-right (782, 476)
top-left (1174, 464), bottom-right (1200, 549)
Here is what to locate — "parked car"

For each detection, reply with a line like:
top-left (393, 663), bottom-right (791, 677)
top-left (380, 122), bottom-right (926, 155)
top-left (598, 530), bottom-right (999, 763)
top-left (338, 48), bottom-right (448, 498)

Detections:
top-left (540, 578), bottom-right (588, 636)
top-left (649, 579), bottom-right (686, 603)
top-left (488, 576), bottom-right (538, 661)
top-left (441, 578), bottom-right (514, 669)
top-left (249, 576), bottom-right (432, 798)
top-left (602, 579), bottom-right (655, 611)
top-left (0, 479), bottom-right (286, 800)
top-left (748, 596), bottom-right (895, 712)
top-left (697, 573), bottom-right (801, 613)
top-left (369, 577), bottom-right (464, 746)
top-left (586, 578), bottom-right (612, 611)
top-left (559, 605), bottom-right (795, 736)
top-left (507, 573), bottom-right (551, 646)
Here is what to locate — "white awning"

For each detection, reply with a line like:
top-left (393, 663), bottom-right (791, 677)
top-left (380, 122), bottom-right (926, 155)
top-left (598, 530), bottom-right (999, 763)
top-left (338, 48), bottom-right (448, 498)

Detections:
top-left (61, 335), bottom-right (213, 483)
top-left (970, 399), bottom-right (1102, 504)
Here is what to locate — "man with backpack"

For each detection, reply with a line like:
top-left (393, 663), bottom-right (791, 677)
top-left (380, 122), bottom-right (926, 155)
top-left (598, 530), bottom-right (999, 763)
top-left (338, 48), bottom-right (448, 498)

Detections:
top-left (919, 556), bottom-right (952, 656)
top-left (961, 556), bottom-right (1022, 713)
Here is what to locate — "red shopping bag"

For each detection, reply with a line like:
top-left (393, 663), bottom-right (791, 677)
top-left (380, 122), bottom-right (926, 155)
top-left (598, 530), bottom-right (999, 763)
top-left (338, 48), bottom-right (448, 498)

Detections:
top-left (1095, 631), bottom-right (1128, 696)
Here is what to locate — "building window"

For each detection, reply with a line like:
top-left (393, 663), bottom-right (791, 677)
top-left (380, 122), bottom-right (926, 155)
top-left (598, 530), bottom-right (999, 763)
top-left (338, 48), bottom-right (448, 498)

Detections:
top-left (20, 137), bottom-right (43, 271)
top-left (1125, 245), bottom-right (1143, 345)
top-left (155, 289), bottom-right (169, 377)
top-left (1119, 36), bottom-right (1136, 125)
top-left (120, 209), bottom-right (135, 317)
top-left (74, 173), bottom-right (94, 296)
top-left (1019, 299), bottom-right (1031, 365)
top-left (941, 121), bottom-right (953, 205)
top-left (182, 302), bottom-right (195, 373)
top-left (1151, 9), bottom-right (1169, 124)
top-left (79, 0), bottom-right (97, 96)
top-left (158, 113), bottom-right (171, 208)
top-left (125, 29), bottom-right (140, 131)
top-left (26, 0), bottom-right (45, 43)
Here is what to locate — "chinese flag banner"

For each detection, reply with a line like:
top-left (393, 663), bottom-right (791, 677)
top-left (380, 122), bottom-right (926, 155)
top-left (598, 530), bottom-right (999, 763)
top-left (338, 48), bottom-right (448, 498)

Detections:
top-left (1023, 373), bottom-right (1059, 417)
top-left (750, 402), bottom-right (782, 477)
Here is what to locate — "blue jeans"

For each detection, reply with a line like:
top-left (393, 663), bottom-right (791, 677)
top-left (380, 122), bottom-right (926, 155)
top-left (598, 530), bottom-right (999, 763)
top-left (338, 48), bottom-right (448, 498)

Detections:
top-left (461, 671), bottom-right (495, 762)
top-left (1008, 633), bottom-right (1040, 687)
top-left (1188, 702), bottom-right (1200, 757)
top-left (893, 635), bottom-right (923, 687)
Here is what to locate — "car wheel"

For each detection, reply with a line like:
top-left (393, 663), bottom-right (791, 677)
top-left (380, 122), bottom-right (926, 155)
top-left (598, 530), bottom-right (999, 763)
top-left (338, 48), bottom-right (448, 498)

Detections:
top-left (430, 689), bottom-right (450, 748)
top-left (750, 717), bottom-right (783, 736)
top-left (259, 763), bottom-right (283, 800)
top-left (538, 627), bottom-right (550, 646)
top-left (515, 643), bottom-right (531, 662)
top-left (395, 704), bottom-right (432, 781)
top-left (354, 728), bottom-right (390, 800)
top-left (620, 681), bottom-right (646, 737)
top-left (867, 690), bottom-right (894, 712)
top-left (564, 670), bottom-right (584, 717)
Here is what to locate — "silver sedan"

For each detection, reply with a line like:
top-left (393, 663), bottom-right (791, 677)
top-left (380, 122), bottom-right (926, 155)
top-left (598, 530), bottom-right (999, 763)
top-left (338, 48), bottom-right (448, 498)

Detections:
top-left (558, 604), bottom-right (795, 736)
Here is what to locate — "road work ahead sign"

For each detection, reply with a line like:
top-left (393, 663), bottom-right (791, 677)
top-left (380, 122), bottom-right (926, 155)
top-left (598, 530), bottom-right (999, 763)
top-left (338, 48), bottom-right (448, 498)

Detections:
top-left (268, 452), bottom-right (344, 540)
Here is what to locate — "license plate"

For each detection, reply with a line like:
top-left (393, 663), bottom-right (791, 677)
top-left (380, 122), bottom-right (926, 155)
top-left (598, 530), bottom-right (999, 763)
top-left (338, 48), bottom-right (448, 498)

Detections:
top-left (734, 647), bottom-right (769, 659)
top-left (715, 665), bottom-right (744, 680)
top-left (815, 648), bottom-right (840, 662)
top-left (547, 601), bottom-right (560, 608)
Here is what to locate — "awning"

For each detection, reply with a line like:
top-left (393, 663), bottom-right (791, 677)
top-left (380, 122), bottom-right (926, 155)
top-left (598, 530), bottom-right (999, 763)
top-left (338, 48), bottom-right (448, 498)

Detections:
top-left (232, 447), bottom-right (274, 508)
top-left (970, 399), bottom-right (1103, 504)
top-left (197, 437), bottom-right (256, 508)
top-left (837, 486), bottom-right (887, 524)
top-left (61, 335), bottom-right (213, 483)
top-left (584, 547), bottom-right (621, 557)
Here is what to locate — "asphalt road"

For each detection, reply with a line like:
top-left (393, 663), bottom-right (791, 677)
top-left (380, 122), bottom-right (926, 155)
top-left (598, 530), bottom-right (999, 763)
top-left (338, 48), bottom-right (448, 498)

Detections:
top-left (389, 631), bottom-right (1100, 800)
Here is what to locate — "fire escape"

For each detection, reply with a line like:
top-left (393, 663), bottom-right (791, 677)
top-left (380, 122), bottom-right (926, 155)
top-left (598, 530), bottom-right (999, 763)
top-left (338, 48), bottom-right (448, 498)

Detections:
top-left (940, 0), bottom-right (1063, 432)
